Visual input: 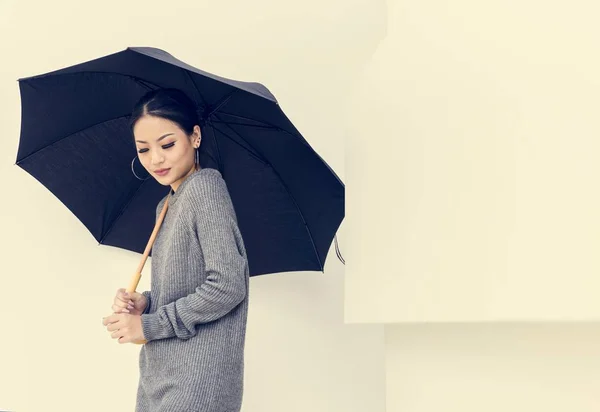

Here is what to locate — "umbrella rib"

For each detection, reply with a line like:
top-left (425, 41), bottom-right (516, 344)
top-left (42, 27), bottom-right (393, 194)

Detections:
top-left (207, 121), bottom-right (224, 173)
top-left (183, 69), bottom-right (240, 121)
top-left (20, 71), bottom-right (163, 112)
top-left (215, 111), bottom-right (306, 141)
top-left (19, 70), bottom-right (163, 88)
top-left (99, 178), bottom-right (149, 245)
top-left (183, 69), bottom-right (208, 109)
top-left (204, 90), bottom-right (237, 119)
top-left (210, 120), bottom-right (278, 130)
top-left (16, 113), bottom-right (134, 165)
top-left (16, 72), bottom-right (165, 164)
top-left (209, 118), bottom-right (344, 189)
top-left (213, 120), bottom-right (324, 271)
top-left (208, 125), bottom-right (268, 165)
top-left (17, 70), bottom-right (198, 165)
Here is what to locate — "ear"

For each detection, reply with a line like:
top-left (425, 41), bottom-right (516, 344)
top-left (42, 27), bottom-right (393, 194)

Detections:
top-left (193, 125), bottom-right (202, 147)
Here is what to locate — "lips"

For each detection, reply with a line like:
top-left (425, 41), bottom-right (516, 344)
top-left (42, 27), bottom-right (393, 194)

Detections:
top-left (155, 168), bottom-right (170, 175)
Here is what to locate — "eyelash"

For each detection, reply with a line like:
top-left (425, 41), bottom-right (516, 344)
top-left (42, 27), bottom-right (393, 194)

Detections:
top-left (138, 142), bottom-right (175, 154)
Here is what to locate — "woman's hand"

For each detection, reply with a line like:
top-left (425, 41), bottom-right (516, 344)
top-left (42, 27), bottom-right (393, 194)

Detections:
top-left (112, 288), bottom-right (147, 316)
top-left (102, 313), bottom-right (146, 344)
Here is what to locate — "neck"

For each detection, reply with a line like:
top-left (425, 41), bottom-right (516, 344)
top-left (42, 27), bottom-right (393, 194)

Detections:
top-left (170, 165), bottom-right (201, 193)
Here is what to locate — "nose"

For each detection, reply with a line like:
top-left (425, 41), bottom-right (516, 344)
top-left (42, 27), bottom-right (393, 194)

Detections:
top-left (151, 152), bottom-right (164, 165)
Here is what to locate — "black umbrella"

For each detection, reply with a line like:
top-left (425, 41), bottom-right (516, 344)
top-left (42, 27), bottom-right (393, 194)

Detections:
top-left (15, 46), bottom-right (345, 277)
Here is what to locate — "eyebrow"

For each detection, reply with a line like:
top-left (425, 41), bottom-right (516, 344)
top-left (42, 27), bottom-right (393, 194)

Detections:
top-left (136, 133), bottom-right (174, 144)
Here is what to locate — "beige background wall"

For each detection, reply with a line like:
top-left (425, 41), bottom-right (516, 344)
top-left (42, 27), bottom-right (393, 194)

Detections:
top-left (0, 1), bottom-right (385, 411)
top-left (385, 323), bottom-right (600, 411)
top-left (4, 0), bottom-right (600, 411)
top-left (345, 0), bottom-right (600, 411)
top-left (346, 0), bottom-right (600, 323)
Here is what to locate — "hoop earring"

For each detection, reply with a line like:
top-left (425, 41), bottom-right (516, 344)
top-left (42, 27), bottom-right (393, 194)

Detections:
top-left (195, 147), bottom-right (200, 169)
top-left (131, 156), bottom-right (150, 181)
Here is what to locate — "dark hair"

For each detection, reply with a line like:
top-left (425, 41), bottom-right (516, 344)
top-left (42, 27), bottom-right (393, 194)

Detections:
top-left (129, 88), bottom-right (200, 136)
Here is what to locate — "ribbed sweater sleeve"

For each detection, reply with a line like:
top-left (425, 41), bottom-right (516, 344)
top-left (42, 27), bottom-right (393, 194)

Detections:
top-left (141, 173), bottom-right (247, 342)
top-left (141, 290), bottom-right (152, 315)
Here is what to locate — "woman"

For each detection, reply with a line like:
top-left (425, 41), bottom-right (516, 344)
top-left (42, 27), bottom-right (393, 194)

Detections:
top-left (102, 88), bottom-right (250, 412)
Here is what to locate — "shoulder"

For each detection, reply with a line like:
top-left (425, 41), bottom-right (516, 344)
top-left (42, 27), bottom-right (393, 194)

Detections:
top-left (186, 168), bottom-right (228, 197)
top-left (185, 169), bottom-right (237, 222)
top-left (155, 194), bottom-right (168, 217)
top-left (191, 167), bottom-right (224, 183)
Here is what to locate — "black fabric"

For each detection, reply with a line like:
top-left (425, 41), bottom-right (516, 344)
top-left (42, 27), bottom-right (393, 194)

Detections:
top-left (15, 46), bottom-right (344, 276)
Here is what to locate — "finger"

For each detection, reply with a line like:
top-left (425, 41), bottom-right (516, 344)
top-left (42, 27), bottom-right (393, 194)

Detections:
top-left (102, 313), bottom-right (122, 326)
top-left (111, 329), bottom-right (124, 340)
top-left (112, 304), bottom-right (130, 314)
top-left (118, 289), bottom-right (133, 304)
top-left (118, 295), bottom-right (133, 306)
top-left (105, 316), bottom-right (121, 330)
top-left (119, 297), bottom-right (134, 307)
top-left (117, 288), bottom-right (127, 300)
top-left (113, 301), bottom-right (132, 311)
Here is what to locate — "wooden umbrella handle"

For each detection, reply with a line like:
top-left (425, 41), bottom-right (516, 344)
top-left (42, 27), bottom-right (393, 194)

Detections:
top-left (125, 195), bottom-right (170, 345)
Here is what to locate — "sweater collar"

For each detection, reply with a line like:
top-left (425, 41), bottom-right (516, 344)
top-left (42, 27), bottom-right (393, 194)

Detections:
top-left (168, 168), bottom-right (204, 207)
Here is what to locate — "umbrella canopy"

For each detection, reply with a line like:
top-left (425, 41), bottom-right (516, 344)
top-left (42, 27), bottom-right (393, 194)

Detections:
top-left (15, 47), bottom-right (344, 276)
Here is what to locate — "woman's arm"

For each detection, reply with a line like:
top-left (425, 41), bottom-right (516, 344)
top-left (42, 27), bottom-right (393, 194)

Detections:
top-left (141, 172), bottom-right (247, 341)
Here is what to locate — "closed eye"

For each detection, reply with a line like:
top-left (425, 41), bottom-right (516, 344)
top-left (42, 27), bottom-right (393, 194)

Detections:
top-left (138, 142), bottom-right (175, 154)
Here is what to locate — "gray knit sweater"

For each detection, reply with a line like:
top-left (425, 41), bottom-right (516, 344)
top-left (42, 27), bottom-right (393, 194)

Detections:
top-left (135, 167), bottom-right (250, 412)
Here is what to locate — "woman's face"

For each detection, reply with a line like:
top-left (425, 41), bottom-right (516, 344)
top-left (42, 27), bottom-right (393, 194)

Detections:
top-left (133, 115), bottom-right (201, 191)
